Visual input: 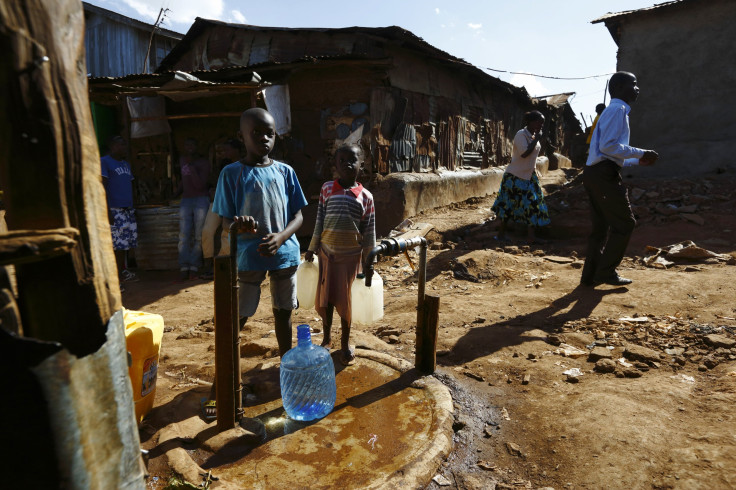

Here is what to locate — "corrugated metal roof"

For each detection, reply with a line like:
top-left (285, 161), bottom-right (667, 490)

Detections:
top-left (88, 68), bottom-right (262, 84)
top-left (88, 69), bottom-right (265, 102)
top-left (592, 0), bottom-right (691, 23)
top-left (157, 19), bottom-right (463, 73)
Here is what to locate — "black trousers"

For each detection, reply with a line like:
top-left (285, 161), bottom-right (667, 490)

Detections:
top-left (581, 160), bottom-right (636, 282)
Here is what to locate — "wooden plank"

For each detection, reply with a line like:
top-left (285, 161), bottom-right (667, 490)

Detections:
top-left (0, 228), bottom-right (78, 266)
top-left (415, 294), bottom-right (440, 374)
top-left (214, 255), bottom-right (237, 430)
top-left (388, 221), bottom-right (434, 240)
top-left (130, 111), bottom-right (244, 122)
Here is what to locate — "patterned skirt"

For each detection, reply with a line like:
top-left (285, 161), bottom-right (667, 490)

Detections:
top-left (110, 207), bottom-right (138, 250)
top-left (491, 172), bottom-right (550, 227)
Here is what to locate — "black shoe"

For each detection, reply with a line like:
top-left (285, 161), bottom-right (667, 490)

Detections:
top-left (595, 274), bottom-right (632, 286)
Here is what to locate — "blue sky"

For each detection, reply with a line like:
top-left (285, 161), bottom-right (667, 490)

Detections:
top-left (86, 0), bottom-right (661, 125)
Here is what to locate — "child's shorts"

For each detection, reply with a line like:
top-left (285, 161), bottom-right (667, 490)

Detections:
top-left (238, 265), bottom-right (298, 318)
top-left (110, 207), bottom-right (137, 250)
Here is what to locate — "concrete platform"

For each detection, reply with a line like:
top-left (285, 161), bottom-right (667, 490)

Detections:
top-left (158, 349), bottom-right (454, 489)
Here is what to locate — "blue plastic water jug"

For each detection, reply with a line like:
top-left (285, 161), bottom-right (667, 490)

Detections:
top-left (280, 324), bottom-right (336, 421)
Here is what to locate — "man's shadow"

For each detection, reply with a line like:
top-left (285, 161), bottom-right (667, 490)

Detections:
top-left (447, 284), bottom-right (629, 365)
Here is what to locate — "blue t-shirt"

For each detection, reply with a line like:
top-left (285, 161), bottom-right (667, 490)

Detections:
top-left (213, 160), bottom-right (308, 271)
top-left (101, 155), bottom-right (134, 208)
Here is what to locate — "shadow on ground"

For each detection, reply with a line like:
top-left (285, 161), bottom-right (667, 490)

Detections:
top-left (445, 285), bottom-right (629, 365)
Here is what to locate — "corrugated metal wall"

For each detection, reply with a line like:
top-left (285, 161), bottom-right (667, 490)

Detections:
top-left (84, 12), bottom-right (176, 77)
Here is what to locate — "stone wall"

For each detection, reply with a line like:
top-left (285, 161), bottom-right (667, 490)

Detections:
top-left (613, 0), bottom-right (736, 177)
top-left (369, 154), bottom-right (568, 236)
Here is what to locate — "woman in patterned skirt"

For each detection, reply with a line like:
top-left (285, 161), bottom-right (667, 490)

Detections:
top-left (491, 110), bottom-right (551, 243)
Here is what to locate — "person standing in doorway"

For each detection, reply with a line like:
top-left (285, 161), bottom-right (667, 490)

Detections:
top-left (101, 136), bottom-right (138, 290)
top-left (581, 71), bottom-right (658, 286)
top-left (175, 137), bottom-right (210, 280)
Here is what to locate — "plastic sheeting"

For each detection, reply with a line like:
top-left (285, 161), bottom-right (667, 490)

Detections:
top-left (127, 96), bottom-right (171, 139)
top-left (264, 84), bottom-right (291, 135)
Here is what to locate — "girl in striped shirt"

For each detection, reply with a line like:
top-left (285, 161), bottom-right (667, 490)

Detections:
top-left (305, 143), bottom-right (376, 365)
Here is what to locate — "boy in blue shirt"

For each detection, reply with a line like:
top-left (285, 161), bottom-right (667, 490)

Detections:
top-left (205, 108), bottom-right (307, 419)
top-left (213, 107), bottom-right (307, 353)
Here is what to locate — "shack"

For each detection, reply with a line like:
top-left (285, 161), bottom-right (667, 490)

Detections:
top-left (593, 0), bottom-right (736, 176)
top-left (83, 1), bottom-right (182, 77)
top-left (156, 20), bottom-right (581, 234)
top-left (84, 1), bottom-right (183, 151)
top-left (88, 69), bottom-right (265, 269)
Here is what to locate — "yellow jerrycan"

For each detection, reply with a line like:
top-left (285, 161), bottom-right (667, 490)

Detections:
top-left (123, 309), bottom-right (164, 424)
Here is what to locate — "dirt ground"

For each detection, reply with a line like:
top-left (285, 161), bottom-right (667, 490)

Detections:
top-left (129, 168), bottom-right (736, 490)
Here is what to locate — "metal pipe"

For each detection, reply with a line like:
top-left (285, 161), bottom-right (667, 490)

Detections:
top-left (365, 237), bottom-right (426, 287)
top-left (360, 236), bottom-right (435, 371)
top-left (229, 222), bottom-right (243, 421)
top-left (363, 244), bottom-right (385, 288)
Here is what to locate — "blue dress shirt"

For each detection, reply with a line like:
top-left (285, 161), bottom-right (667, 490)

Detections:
top-left (586, 98), bottom-right (645, 167)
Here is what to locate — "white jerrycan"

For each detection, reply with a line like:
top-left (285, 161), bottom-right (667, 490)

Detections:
top-left (350, 272), bottom-right (384, 325)
top-left (296, 256), bottom-right (319, 310)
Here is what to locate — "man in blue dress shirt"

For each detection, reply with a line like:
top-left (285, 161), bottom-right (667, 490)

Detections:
top-left (581, 72), bottom-right (659, 287)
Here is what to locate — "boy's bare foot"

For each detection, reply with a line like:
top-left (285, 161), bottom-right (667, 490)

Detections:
top-left (321, 338), bottom-right (333, 349)
top-left (339, 346), bottom-right (355, 366)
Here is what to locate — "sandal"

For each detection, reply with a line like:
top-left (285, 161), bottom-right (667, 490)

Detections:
top-left (201, 398), bottom-right (216, 421)
top-left (339, 347), bottom-right (356, 366)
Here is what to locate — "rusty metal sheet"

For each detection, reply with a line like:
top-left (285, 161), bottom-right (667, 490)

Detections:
top-left (389, 123), bottom-right (416, 173)
top-left (415, 123), bottom-right (436, 171)
top-left (249, 32), bottom-right (272, 65)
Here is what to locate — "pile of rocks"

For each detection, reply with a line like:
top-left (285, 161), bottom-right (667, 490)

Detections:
top-left (545, 174), bottom-right (735, 231)
top-left (550, 315), bottom-right (736, 375)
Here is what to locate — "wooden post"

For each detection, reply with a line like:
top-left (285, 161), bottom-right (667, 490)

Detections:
top-left (214, 255), bottom-right (236, 430)
top-left (0, 0), bottom-right (119, 352)
top-left (0, 1), bottom-right (142, 486)
top-left (415, 294), bottom-right (440, 373)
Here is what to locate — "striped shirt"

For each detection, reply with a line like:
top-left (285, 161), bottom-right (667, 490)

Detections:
top-left (308, 180), bottom-right (376, 257)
